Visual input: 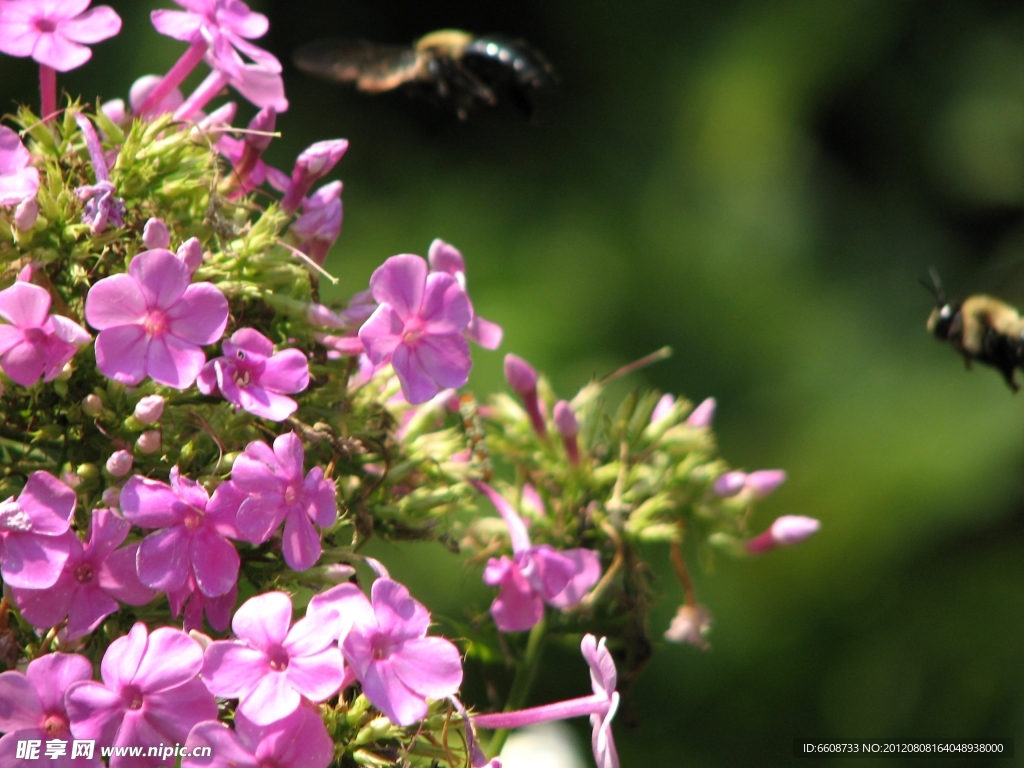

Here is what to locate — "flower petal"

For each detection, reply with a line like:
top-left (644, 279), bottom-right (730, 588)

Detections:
top-left (0, 282), bottom-right (50, 328)
top-left (166, 283), bottom-right (229, 345)
top-left (136, 527), bottom-right (190, 592)
top-left (133, 627), bottom-right (205, 692)
top-left (94, 324), bottom-right (149, 385)
top-left (190, 528), bottom-right (240, 597)
top-left (85, 274), bottom-right (147, 329)
top-left (391, 636), bottom-right (463, 698)
top-left (368, 254), bottom-right (426, 319)
top-left (147, 332), bottom-right (206, 389)
top-left (419, 273), bottom-right (471, 334)
top-left (232, 591), bottom-right (293, 647)
top-left (59, 6), bottom-right (122, 44)
top-left (238, 671), bottom-right (300, 726)
top-left (281, 508), bottom-right (321, 572)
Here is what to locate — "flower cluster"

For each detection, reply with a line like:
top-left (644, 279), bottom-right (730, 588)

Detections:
top-left (0, 5), bottom-right (819, 768)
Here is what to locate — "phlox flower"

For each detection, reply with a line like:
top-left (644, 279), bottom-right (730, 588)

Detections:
top-left (183, 706), bottom-right (334, 768)
top-left (289, 180), bottom-right (342, 266)
top-left (120, 467), bottom-right (246, 598)
top-left (11, 508), bottom-right (155, 640)
top-left (280, 139), bottom-right (349, 214)
top-left (65, 622), bottom-right (217, 768)
top-left (0, 281), bottom-right (90, 386)
top-left (228, 431), bottom-right (337, 571)
top-left (428, 239), bottom-right (503, 350)
top-left (474, 481), bottom-right (601, 632)
top-left (0, 126), bottom-right (39, 207)
top-left (197, 327), bottom-right (309, 421)
top-left (473, 634), bottom-right (620, 768)
top-left (359, 253), bottom-right (472, 405)
top-left (663, 603), bottom-right (712, 649)
top-left (201, 591), bottom-right (346, 726)
top-left (0, 0), bottom-right (121, 72)
top-left (0, 471), bottom-right (76, 589)
top-left (307, 577), bottom-right (464, 726)
top-left (85, 248), bottom-right (229, 388)
top-left (746, 514), bottom-right (820, 554)
top-left (0, 653), bottom-right (100, 768)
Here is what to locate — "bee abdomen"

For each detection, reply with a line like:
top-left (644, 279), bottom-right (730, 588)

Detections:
top-left (464, 35), bottom-right (557, 89)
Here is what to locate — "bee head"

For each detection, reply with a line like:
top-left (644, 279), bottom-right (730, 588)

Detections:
top-left (927, 302), bottom-right (960, 339)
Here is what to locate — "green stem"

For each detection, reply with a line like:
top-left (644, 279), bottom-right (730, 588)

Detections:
top-left (485, 614), bottom-right (548, 759)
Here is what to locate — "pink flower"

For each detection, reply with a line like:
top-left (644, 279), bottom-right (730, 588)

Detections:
top-left (504, 353), bottom-right (546, 437)
top-left (0, 126), bottom-right (39, 206)
top-left (120, 467), bottom-right (246, 598)
top-left (473, 634), bottom-right (620, 768)
top-left (228, 432), bottom-right (337, 571)
top-left (359, 254), bottom-right (472, 405)
top-left (197, 327), bottom-right (310, 421)
top-left (11, 508), bottom-right (155, 640)
top-left (663, 603), bottom-right (712, 649)
top-left (0, 0), bottom-right (121, 72)
top-left (151, 0), bottom-right (277, 73)
top-left (0, 471), bottom-right (76, 589)
top-left (553, 400), bottom-right (580, 464)
top-left (85, 248), bottom-right (229, 388)
top-left (0, 653), bottom-right (100, 768)
top-left (474, 481), bottom-right (600, 632)
top-left (168, 572), bottom-right (236, 633)
top-left (183, 706), bottom-right (334, 768)
top-left (685, 396), bottom-right (716, 428)
top-left (280, 139), bottom-right (348, 214)
top-left (307, 577), bottom-right (464, 726)
top-left (201, 592), bottom-right (346, 726)
top-left (0, 281), bottom-right (91, 386)
top-left (289, 181), bottom-right (342, 266)
top-left (746, 515), bottom-right (820, 554)
top-left (428, 239), bottom-right (503, 350)
top-left (65, 623), bottom-right (217, 767)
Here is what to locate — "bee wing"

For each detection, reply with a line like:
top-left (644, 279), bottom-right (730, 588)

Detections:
top-left (293, 40), bottom-right (423, 92)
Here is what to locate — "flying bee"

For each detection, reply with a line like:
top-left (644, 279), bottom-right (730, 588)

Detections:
top-left (293, 29), bottom-right (556, 119)
top-left (922, 268), bottom-right (1024, 391)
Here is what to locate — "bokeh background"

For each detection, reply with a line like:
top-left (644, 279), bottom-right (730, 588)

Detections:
top-left (4, 1), bottom-right (1023, 765)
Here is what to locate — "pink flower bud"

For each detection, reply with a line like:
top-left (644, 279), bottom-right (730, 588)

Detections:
top-left (82, 394), bottom-right (103, 417)
top-left (129, 74), bottom-right (184, 115)
top-left (320, 563), bottom-right (357, 583)
top-left (101, 486), bottom-right (120, 508)
top-left (14, 198), bottom-right (38, 231)
top-left (176, 237), bottom-right (203, 273)
top-left (685, 397), bottom-right (716, 429)
top-left (503, 354), bottom-right (538, 395)
top-left (134, 395), bottom-right (165, 424)
top-left (747, 515), bottom-right (820, 554)
top-left (650, 393), bottom-right (675, 423)
top-left (105, 450), bottom-right (133, 477)
top-left (745, 470), bottom-right (786, 498)
top-left (281, 139), bottom-right (349, 213)
top-left (247, 106), bottom-right (277, 152)
top-left (553, 400), bottom-right (580, 464)
top-left (664, 603), bottom-right (712, 649)
top-left (713, 471), bottom-right (747, 497)
top-left (100, 99), bottom-right (126, 125)
top-left (142, 217), bottom-right (170, 249)
top-left (136, 430), bottom-right (161, 454)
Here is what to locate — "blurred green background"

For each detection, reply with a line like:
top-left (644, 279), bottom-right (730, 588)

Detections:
top-left (4, 1), bottom-right (1023, 765)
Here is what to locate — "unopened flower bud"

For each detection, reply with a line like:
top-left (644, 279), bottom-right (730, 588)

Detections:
top-left (57, 362), bottom-right (73, 381)
top-left (553, 400), bottom-right (580, 464)
top-left (713, 471), bottom-right (747, 497)
top-left (664, 603), bottom-right (712, 649)
top-left (14, 198), bottom-right (38, 231)
top-left (101, 486), bottom-right (120, 508)
top-left (745, 470), bottom-right (786, 498)
top-left (134, 395), bottom-right (165, 424)
top-left (685, 397), bottom-right (716, 429)
top-left (176, 237), bottom-right (203, 273)
top-left (142, 217), bottom-right (170, 249)
top-left (136, 430), bottom-right (161, 454)
top-left (650, 393), bottom-right (675, 423)
top-left (504, 354), bottom-right (538, 395)
top-left (319, 563), bottom-right (357, 583)
top-left (76, 463), bottom-right (99, 482)
top-left (747, 515), bottom-right (820, 554)
top-left (100, 99), bottom-right (126, 124)
top-left (105, 450), bottom-right (133, 477)
top-left (82, 394), bottom-right (103, 417)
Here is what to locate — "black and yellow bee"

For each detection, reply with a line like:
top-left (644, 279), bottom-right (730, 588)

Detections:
top-left (293, 29), bottom-right (556, 119)
top-left (923, 269), bottom-right (1024, 391)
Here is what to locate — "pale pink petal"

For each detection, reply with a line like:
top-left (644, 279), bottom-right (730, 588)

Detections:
top-left (418, 273), bottom-right (470, 334)
top-left (281, 508), bottom-right (321, 571)
top-left (246, 707), bottom-right (333, 768)
top-left (49, 314), bottom-right (91, 345)
top-left (237, 386), bottom-right (297, 420)
top-left (427, 239), bottom-right (465, 275)
top-left (412, 333), bottom-right (471, 388)
top-left (391, 636), bottom-right (463, 698)
top-left (147, 333), bottom-right (206, 389)
top-left (258, 348), bottom-right (309, 393)
top-left (543, 548), bottom-right (601, 609)
top-left (302, 468), bottom-right (337, 527)
top-left (1, 340), bottom-right (46, 385)
top-left (65, 585), bottom-right (120, 640)
top-left (128, 249), bottom-right (188, 309)
top-left (64, 680), bottom-right (124, 745)
top-left (391, 343), bottom-right (441, 405)
top-left (13, 569), bottom-right (75, 628)
top-left (0, 671), bottom-right (44, 731)
top-left (0, 532), bottom-right (70, 588)
top-left (28, 652), bottom-right (94, 714)
top-left (94, 325), bottom-right (149, 384)
top-left (360, 657), bottom-right (426, 726)
top-left (59, 6), bottom-right (122, 44)
top-left (133, 627), bottom-right (204, 692)
top-left (201, 642), bottom-right (268, 698)
top-left (190, 528), bottom-right (239, 597)
top-left (358, 304), bottom-right (404, 365)
top-left (0, 325), bottom-right (22, 356)
top-left (100, 623), bottom-right (147, 690)
top-left (232, 591), bottom-right (293, 647)
top-left (98, 544), bottom-right (157, 605)
top-left (136, 679), bottom-right (217, 744)
top-left (0, 282), bottom-right (50, 328)
top-left (31, 34), bottom-right (91, 72)
top-left (371, 579), bottom-right (429, 640)
top-left (306, 583), bottom-right (374, 644)
top-left (184, 720), bottom-right (258, 768)
top-left (238, 672), bottom-right (299, 725)
top-left (235, 495), bottom-right (286, 544)
top-left (466, 315), bottom-right (503, 349)
top-left (149, 9), bottom-right (202, 41)
top-left (272, 432), bottom-right (305, 480)
top-left (489, 563), bottom-right (544, 632)
top-left (136, 527), bottom-right (190, 591)
top-left (85, 274), bottom-right (147, 329)
top-left (368, 254), bottom-right (426, 320)
top-left (119, 477), bottom-right (185, 528)
top-left (283, 647), bottom-right (345, 702)
top-left (166, 283), bottom-right (229, 344)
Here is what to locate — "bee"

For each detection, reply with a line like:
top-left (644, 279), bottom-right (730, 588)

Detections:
top-left (293, 29), bottom-right (556, 119)
top-left (923, 268), bottom-right (1024, 391)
